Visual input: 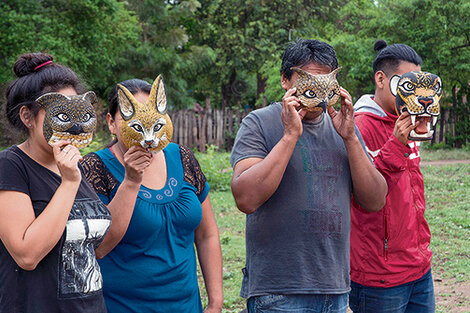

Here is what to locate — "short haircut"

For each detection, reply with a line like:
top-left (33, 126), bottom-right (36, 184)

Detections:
top-left (372, 40), bottom-right (422, 76)
top-left (281, 39), bottom-right (338, 80)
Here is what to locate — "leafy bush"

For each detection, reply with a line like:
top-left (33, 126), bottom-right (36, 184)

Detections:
top-left (194, 145), bottom-right (232, 192)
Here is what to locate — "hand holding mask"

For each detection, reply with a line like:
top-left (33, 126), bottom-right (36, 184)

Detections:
top-left (117, 75), bottom-right (173, 152)
top-left (390, 71), bottom-right (442, 141)
top-left (35, 92), bottom-right (97, 149)
top-left (291, 67), bottom-right (342, 113)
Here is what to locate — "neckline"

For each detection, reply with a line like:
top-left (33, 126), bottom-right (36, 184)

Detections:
top-left (13, 145), bottom-right (62, 179)
top-left (107, 147), bottom-right (170, 192)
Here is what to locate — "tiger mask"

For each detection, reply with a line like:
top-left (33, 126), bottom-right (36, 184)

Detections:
top-left (390, 71), bottom-right (442, 141)
top-left (117, 75), bottom-right (173, 152)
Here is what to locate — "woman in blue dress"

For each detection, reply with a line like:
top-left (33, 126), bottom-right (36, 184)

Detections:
top-left (81, 78), bottom-right (223, 313)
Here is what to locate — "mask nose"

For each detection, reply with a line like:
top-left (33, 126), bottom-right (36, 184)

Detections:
top-left (418, 97), bottom-right (433, 108)
top-left (144, 139), bottom-right (154, 146)
top-left (319, 100), bottom-right (327, 112)
top-left (67, 124), bottom-right (84, 135)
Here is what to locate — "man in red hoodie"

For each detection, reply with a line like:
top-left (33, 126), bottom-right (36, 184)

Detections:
top-left (349, 40), bottom-right (435, 313)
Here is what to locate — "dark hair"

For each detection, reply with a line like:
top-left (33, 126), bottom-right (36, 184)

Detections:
top-left (5, 52), bottom-right (85, 133)
top-left (281, 39), bottom-right (338, 80)
top-left (372, 40), bottom-right (422, 76)
top-left (107, 79), bottom-right (152, 117)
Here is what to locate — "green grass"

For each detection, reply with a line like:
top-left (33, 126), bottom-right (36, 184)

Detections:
top-left (420, 146), bottom-right (470, 162)
top-left (423, 164), bottom-right (470, 283)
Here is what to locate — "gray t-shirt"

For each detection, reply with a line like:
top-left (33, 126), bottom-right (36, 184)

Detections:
top-left (231, 102), bottom-right (368, 298)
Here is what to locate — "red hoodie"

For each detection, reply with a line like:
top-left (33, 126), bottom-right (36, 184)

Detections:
top-left (351, 95), bottom-right (432, 287)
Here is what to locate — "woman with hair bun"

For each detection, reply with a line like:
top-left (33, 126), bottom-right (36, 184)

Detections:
top-left (0, 52), bottom-right (111, 313)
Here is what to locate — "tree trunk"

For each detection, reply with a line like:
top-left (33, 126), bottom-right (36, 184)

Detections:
top-left (221, 70), bottom-right (237, 110)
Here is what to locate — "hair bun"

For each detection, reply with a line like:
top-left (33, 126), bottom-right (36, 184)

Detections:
top-left (374, 40), bottom-right (388, 52)
top-left (13, 52), bottom-right (53, 77)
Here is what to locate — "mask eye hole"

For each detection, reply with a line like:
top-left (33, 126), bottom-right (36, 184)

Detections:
top-left (434, 82), bottom-right (441, 93)
top-left (401, 82), bottom-right (415, 92)
top-left (57, 113), bottom-right (70, 122)
top-left (83, 113), bottom-right (91, 122)
top-left (131, 124), bottom-right (143, 133)
top-left (154, 124), bottom-right (163, 132)
top-left (303, 90), bottom-right (316, 98)
top-left (328, 90), bottom-right (336, 99)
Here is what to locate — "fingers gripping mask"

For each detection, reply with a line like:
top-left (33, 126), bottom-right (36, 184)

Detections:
top-left (291, 67), bottom-right (342, 113)
top-left (390, 71), bottom-right (442, 141)
top-left (117, 75), bottom-right (173, 151)
top-left (35, 92), bottom-right (97, 149)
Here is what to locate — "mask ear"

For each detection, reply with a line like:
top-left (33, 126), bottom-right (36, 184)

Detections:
top-left (148, 75), bottom-right (167, 114)
top-left (330, 66), bottom-right (342, 77)
top-left (82, 91), bottom-right (97, 104)
top-left (291, 67), bottom-right (311, 80)
top-left (117, 84), bottom-right (137, 121)
top-left (35, 92), bottom-right (70, 107)
top-left (389, 75), bottom-right (401, 97)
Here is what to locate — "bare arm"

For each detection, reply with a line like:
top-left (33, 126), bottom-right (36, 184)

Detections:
top-left (0, 141), bottom-right (82, 270)
top-left (231, 88), bottom-right (305, 214)
top-left (328, 88), bottom-right (387, 212)
top-left (194, 196), bottom-right (223, 313)
top-left (95, 146), bottom-right (152, 258)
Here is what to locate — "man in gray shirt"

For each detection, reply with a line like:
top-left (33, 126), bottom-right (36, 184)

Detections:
top-left (230, 39), bottom-right (388, 312)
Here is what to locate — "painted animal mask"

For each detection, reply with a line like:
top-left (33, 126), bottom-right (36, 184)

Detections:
top-left (35, 92), bottom-right (97, 149)
top-left (291, 67), bottom-right (342, 113)
top-left (390, 71), bottom-right (442, 141)
top-left (117, 75), bottom-right (173, 151)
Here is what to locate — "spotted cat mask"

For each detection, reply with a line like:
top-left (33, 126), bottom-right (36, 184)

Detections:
top-left (117, 75), bottom-right (173, 152)
top-left (291, 67), bottom-right (342, 113)
top-left (35, 92), bottom-right (97, 149)
top-left (390, 71), bottom-right (442, 141)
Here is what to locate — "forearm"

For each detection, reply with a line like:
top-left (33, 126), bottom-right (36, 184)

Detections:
top-left (231, 134), bottom-right (298, 214)
top-left (196, 234), bottom-right (223, 311)
top-left (344, 135), bottom-right (387, 212)
top-left (95, 179), bottom-right (140, 258)
top-left (16, 181), bottom-right (80, 270)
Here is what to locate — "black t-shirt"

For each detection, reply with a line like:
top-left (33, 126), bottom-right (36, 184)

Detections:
top-left (0, 146), bottom-right (111, 313)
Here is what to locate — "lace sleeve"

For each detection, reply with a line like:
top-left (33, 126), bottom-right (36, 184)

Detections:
top-left (179, 145), bottom-right (207, 197)
top-left (81, 153), bottom-right (119, 198)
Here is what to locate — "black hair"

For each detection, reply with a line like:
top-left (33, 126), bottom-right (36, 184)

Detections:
top-left (281, 39), bottom-right (338, 80)
top-left (107, 79), bottom-right (152, 117)
top-left (5, 52), bottom-right (85, 133)
top-left (372, 40), bottom-right (422, 76)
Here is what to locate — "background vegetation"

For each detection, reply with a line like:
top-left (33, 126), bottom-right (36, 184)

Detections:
top-left (1, 0), bottom-right (469, 147)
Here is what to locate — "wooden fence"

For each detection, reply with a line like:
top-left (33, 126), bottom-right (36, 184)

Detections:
top-left (169, 108), bottom-right (250, 152)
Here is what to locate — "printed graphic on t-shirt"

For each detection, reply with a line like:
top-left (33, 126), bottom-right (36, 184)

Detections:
top-left (297, 138), bottom-right (345, 240)
top-left (59, 199), bottom-right (110, 298)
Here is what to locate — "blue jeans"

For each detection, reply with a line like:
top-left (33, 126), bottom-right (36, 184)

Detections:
top-left (247, 293), bottom-right (348, 313)
top-left (349, 269), bottom-right (435, 313)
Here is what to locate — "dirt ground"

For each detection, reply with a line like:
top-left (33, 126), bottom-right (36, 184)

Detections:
top-left (434, 278), bottom-right (470, 312)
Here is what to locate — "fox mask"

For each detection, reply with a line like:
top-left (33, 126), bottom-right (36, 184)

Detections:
top-left (117, 75), bottom-right (173, 151)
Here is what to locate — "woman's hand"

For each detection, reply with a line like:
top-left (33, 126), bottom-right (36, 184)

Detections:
top-left (52, 140), bottom-right (82, 184)
top-left (204, 304), bottom-right (222, 313)
top-left (123, 146), bottom-right (153, 185)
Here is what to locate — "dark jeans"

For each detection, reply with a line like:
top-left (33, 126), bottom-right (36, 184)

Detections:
top-left (349, 269), bottom-right (435, 313)
top-left (247, 293), bottom-right (348, 313)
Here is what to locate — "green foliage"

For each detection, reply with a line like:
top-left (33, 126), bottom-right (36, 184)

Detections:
top-left (194, 145), bottom-right (232, 191)
top-left (0, 0), bottom-right (140, 95)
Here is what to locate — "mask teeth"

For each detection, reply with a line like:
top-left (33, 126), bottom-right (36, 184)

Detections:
top-left (427, 122), bottom-right (431, 133)
top-left (432, 116), bottom-right (438, 126)
top-left (410, 115), bottom-right (416, 126)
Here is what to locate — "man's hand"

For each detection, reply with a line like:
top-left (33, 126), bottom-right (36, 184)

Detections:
top-left (281, 87), bottom-right (306, 140)
top-left (327, 87), bottom-right (356, 142)
top-left (394, 111), bottom-right (419, 145)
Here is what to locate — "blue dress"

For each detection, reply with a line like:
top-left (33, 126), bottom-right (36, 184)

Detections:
top-left (82, 143), bottom-right (209, 313)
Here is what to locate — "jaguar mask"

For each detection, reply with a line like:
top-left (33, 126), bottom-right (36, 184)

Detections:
top-left (35, 91), bottom-right (97, 149)
top-left (117, 75), bottom-right (173, 152)
top-left (390, 71), bottom-right (442, 141)
top-left (291, 66), bottom-right (342, 113)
